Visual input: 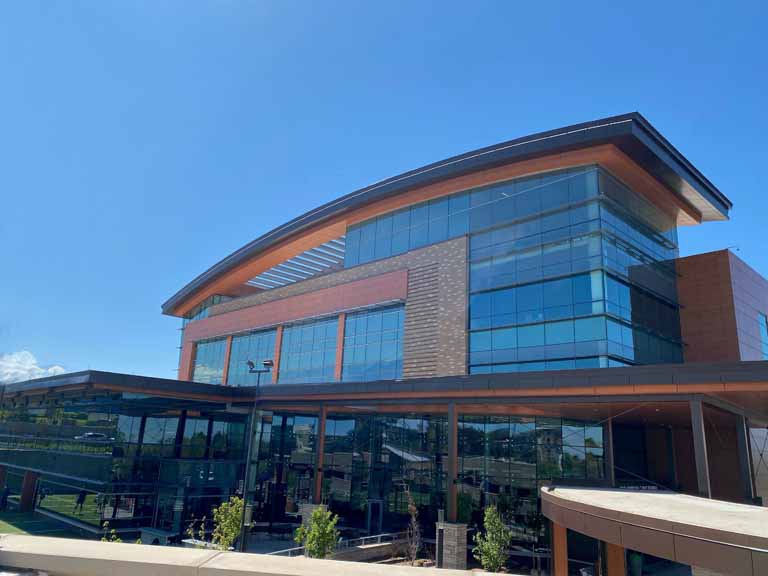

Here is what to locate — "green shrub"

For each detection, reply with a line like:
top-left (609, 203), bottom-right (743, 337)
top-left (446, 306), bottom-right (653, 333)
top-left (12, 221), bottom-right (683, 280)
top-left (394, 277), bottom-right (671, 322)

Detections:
top-left (212, 496), bottom-right (243, 551)
top-left (294, 507), bottom-right (340, 559)
top-left (472, 505), bottom-right (511, 572)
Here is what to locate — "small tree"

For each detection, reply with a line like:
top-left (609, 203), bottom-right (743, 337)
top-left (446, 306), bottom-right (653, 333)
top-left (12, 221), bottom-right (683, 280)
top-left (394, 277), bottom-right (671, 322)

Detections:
top-left (294, 507), bottom-right (340, 559)
top-left (186, 515), bottom-right (205, 549)
top-left (404, 485), bottom-right (422, 565)
top-left (198, 516), bottom-right (207, 544)
top-left (472, 505), bottom-right (511, 573)
top-left (212, 496), bottom-right (244, 551)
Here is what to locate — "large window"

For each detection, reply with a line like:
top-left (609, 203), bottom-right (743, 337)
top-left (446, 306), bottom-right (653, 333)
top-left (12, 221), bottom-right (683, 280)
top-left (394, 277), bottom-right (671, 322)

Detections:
top-left (278, 317), bottom-right (338, 384)
top-left (320, 413), bottom-right (447, 532)
top-left (345, 167), bottom-right (598, 267)
top-left (228, 329), bottom-right (277, 386)
top-left (192, 338), bottom-right (227, 384)
top-left (468, 270), bottom-right (682, 373)
top-left (181, 417), bottom-right (209, 459)
top-left (342, 306), bottom-right (404, 382)
top-left (458, 415), bottom-right (603, 542)
top-left (759, 314), bottom-right (768, 360)
top-left (466, 167), bottom-right (682, 373)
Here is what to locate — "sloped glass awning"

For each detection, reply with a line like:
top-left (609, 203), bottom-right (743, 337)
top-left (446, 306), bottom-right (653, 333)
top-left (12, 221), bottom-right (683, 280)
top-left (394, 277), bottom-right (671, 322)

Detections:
top-left (246, 236), bottom-right (346, 290)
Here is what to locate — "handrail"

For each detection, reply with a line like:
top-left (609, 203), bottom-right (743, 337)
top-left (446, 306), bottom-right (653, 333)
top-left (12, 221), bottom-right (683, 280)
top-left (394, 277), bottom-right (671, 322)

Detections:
top-left (266, 531), bottom-right (408, 557)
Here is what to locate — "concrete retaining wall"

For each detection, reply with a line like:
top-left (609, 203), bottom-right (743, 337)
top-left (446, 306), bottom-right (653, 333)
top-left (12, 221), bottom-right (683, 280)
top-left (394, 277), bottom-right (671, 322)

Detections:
top-left (0, 534), bottom-right (472, 576)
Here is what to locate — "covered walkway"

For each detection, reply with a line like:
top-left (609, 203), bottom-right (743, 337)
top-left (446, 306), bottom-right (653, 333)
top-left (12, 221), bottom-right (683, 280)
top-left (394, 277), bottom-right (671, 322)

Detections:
top-left (542, 486), bottom-right (768, 575)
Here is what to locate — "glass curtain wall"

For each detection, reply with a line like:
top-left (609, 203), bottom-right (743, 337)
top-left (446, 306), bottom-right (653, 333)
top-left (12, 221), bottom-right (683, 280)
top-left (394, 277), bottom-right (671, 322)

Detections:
top-left (345, 166), bottom-right (682, 373)
top-left (342, 306), bottom-right (405, 382)
top-left (458, 416), bottom-right (604, 545)
top-left (191, 338), bottom-right (228, 384)
top-left (278, 317), bottom-right (338, 384)
top-left (0, 393), bottom-right (246, 532)
top-left (321, 413), bottom-right (447, 535)
top-left (248, 412), bottom-right (318, 523)
top-left (227, 328), bottom-right (277, 386)
top-left (466, 167), bottom-right (682, 372)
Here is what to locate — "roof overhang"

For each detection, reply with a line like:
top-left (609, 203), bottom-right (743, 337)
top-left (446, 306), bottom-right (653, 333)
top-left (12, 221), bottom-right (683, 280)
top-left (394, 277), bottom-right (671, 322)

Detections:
top-left (162, 112), bottom-right (731, 317)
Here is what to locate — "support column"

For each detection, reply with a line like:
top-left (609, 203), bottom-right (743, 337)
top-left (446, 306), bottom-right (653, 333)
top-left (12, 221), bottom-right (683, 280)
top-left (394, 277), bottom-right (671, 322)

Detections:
top-left (334, 314), bottom-right (346, 381)
top-left (605, 542), bottom-right (626, 576)
top-left (690, 399), bottom-right (711, 498)
top-left (204, 417), bottom-right (215, 459)
top-left (435, 403), bottom-right (466, 570)
top-left (313, 406), bottom-right (327, 504)
top-left (551, 521), bottom-right (568, 576)
top-left (436, 521), bottom-right (467, 569)
top-left (667, 426), bottom-right (679, 489)
top-left (604, 419), bottom-right (616, 487)
top-left (736, 415), bottom-right (755, 503)
top-left (271, 326), bottom-right (283, 384)
top-left (19, 470), bottom-right (39, 512)
top-left (221, 335), bottom-right (233, 385)
top-left (173, 410), bottom-right (188, 459)
top-left (446, 402), bottom-right (458, 522)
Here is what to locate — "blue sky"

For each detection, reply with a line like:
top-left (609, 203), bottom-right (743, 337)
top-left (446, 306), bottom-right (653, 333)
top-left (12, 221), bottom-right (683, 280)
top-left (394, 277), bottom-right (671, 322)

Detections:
top-left (1, 1), bottom-right (766, 381)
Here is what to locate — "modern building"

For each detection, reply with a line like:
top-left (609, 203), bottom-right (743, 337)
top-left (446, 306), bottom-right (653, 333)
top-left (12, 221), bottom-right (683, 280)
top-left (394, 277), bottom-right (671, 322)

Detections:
top-left (3, 113), bottom-right (768, 574)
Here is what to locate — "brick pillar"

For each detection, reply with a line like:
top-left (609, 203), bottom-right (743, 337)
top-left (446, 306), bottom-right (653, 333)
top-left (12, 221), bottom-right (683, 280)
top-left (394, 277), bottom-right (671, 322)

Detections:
top-left (551, 521), bottom-right (568, 576)
top-left (605, 542), bottom-right (626, 576)
top-left (20, 471), bottom-right (39, 512)
top-left (436, 521), bottom-right (467, 570)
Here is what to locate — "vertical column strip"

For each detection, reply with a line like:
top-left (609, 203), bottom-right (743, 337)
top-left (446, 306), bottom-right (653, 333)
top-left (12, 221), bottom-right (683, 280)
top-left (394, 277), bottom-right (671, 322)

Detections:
top-left (334, 313), bottom-right (346, 381)
top-left (736, 414), bottom-right (756, 503)
top-left (551, 521), bottom-right (568, 576)
top-left (181, 342), bottom-right (197, 381)
top-left (272, 326), bottom-right (284, 384)
top-left (604, 542), bottom-right (626, 576)
top-left (314, 405), bottom-right (327, 504)
top-left (690, 399), bottom-right (711, 498)
top-left (604, 418), bottom-right (616, 487)
top-left (221, 335), bottom-right (233, 386)
top-left (446, 402), bottom-right (458, 522)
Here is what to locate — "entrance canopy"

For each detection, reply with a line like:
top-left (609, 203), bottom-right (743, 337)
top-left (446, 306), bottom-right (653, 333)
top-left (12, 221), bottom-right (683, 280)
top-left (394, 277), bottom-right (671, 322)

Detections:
top-left (541, 486), bottom-right (768, 575)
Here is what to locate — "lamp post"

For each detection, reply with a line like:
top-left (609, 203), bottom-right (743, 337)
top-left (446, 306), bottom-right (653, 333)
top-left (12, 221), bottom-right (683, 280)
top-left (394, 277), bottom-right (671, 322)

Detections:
top-left (238, 358), bottom-right (273, 553)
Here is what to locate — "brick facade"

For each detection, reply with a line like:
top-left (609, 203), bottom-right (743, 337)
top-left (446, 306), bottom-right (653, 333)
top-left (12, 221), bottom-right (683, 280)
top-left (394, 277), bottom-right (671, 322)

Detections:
top-left (181, 237), bottom-right (468, 381)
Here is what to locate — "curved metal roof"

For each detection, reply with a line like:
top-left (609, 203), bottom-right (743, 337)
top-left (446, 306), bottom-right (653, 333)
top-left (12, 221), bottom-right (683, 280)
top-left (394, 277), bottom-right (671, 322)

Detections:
top-left (162, 112), bottom-right (731, 315)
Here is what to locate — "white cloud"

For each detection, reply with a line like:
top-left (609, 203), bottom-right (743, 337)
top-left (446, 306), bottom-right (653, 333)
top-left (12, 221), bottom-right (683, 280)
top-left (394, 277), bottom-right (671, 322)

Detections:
top-left (0, 351), bottom-right (66, 384)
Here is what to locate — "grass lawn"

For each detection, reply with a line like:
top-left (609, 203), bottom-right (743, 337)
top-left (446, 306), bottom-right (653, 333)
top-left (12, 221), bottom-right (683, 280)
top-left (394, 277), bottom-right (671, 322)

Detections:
top-left (0, 511), bottom-right (85, 538)
top-left (38, 493), bottom-right (102, 526)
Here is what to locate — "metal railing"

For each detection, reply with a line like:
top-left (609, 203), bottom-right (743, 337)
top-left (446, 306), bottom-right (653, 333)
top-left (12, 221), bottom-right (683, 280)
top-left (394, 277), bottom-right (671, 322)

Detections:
top-left (266, 531), bottom-right (407, 557)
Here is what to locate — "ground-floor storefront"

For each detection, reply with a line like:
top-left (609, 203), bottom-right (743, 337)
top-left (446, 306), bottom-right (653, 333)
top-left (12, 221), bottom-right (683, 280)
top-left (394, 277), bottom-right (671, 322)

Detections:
top-left (1, 366), bottom-right (767, 572)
